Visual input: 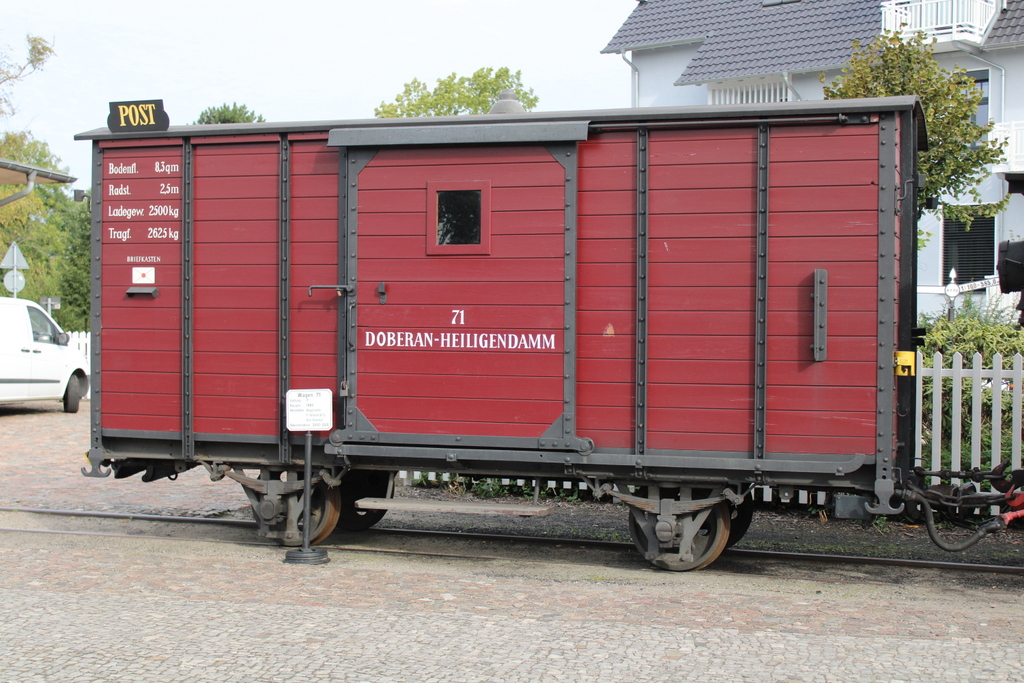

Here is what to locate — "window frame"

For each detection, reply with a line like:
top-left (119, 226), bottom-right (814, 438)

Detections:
top-left (27, 306), bottom-right (58, 344)
top-left (942, 212), bottom-right (995, 286)
top-left (426, 180), bottom-right (491, 256)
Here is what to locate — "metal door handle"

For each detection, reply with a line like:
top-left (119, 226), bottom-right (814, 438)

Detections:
top-left (308, 285), bottom-right (354, 297)
top-left (811, 269), bottom-right (828, 362)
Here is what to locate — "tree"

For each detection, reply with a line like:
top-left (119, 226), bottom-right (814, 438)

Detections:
top-left (0, 35), bottom-right (53, 119)
top-left (375, 67), bottom-right (538, 118)
top-left (0, 132), bottom-right (75, 312)
top-left (0, 36), bottom-right (87, 327)
top-left (52, 200), bottom-right (91, 331)
top-left (194, 102), bottom-right (265, 124)
top-left (822, 30), bottom-right (1007, 245)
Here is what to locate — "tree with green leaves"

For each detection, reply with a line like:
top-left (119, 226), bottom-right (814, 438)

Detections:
top-left (0, 132), bottom-right (78, 315)
top-left (823, 30), bottom-right (1006, 245)
top-left (375, 67), bottom-right (538, 118)
top-left (0, 36), bottom-right (87, 327)
top-left (194, 102), bottom-right (265, 124)
top-left (52, 199), bottom-right (91, 331)
top-left (0, 35), bottom-right (53, 119)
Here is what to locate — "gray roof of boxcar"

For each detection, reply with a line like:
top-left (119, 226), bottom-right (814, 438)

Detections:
top-left (76, 96), bottom-right (923, 145)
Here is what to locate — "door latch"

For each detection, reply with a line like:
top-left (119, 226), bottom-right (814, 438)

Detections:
top-left (307, 285), bottom-right (354, 297)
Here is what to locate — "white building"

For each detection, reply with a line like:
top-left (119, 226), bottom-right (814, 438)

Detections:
top-left (603, 0), bottom-right (1024, 315)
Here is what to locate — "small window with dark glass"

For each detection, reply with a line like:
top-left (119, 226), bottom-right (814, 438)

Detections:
top-left (437, 190), bottom-right (481, 245)
top-left (427, 181), bottom-right (491, 255)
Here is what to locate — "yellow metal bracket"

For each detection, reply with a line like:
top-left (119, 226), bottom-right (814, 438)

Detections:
top-left (894, 351), bottom-right (916, 376)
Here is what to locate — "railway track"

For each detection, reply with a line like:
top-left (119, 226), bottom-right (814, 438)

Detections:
top-left (2, 505), bottom-right (1022, 576)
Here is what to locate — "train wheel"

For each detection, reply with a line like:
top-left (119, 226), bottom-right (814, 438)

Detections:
top-left (336, 470), bottom-right (391, 532)
top-left (628, 501), bottom-right (731, 571)
top-left (302, 480), bottom-right (342, 545)
top-left (726, 496), bottom-right (755, 548)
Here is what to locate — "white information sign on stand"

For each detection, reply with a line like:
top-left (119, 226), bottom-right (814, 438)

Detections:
top-left (285, 389), bottom-right (333, 432)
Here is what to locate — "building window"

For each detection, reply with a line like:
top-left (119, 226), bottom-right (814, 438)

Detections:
top-left (942, 214), bottom-right (995, 286)
top-left (966, 70), bottom-right (989, 127)
top-left (426, 181), bottom-right (491, 255)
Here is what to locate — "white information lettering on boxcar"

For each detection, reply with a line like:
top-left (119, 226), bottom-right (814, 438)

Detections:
top-left (154, 161), bottom-right (180, 174)
top-left (107, 162), bottom-right (137, 175)
top-left (108, 184), bottom-right (131, 195)
top-left (108, 206), bottom-right (145, 219)
top-left (363, 330), bottom-right (558, 351)
top-left (147, 227), bottom-right (180, 241)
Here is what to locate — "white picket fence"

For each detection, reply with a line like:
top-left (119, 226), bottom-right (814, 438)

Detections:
top-left (916, 351), bottom-right (1023, 481)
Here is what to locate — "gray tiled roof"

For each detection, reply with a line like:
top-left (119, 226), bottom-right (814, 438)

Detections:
top-left (987, 1), bottom-right (1024, 47)
top-left (602, 0), bottom-right (882, 83)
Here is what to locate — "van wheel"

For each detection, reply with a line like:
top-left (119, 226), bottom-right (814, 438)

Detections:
top-left (63, 377), bottom-right (81, 413)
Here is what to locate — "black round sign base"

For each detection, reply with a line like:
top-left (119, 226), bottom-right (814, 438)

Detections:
top-left (284, 547), bottom-right (330, 565)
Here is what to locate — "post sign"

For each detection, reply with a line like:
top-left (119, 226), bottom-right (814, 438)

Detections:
top-left (285, 389), bottom-right (333, 432)
top-left (107, 100), bottom-right (170, 134)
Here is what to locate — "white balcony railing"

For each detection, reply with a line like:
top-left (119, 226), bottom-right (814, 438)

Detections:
top-left (882, 0), bottom-right (999, 44)
top-left (991, 122), bottom-right (1024, 174)
top-left (708, 78), bottom-right (791, 106)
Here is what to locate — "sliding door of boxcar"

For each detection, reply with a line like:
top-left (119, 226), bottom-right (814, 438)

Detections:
top-left (355, 145), bottom-right (566, 439)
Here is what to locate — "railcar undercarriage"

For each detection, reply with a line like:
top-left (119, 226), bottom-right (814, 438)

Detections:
top-left (90, 453), bottom-right (1024, 571)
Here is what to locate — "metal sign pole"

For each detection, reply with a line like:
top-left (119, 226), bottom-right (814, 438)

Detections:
top-left (283, 388), bottom-right (332, 565)
top-left (284, 431), bottom-right (329, 565)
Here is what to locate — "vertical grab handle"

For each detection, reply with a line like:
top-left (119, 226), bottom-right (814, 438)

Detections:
top-left (812, 269), bottom-right (828, 362)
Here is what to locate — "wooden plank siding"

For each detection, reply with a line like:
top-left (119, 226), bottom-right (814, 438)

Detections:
top-left (636, 124), bottom-right (882, 456)
top-left (645, 127), bottom-right (759, 453)
top-left (288, 137), bottom-right (340, 398)
top-left (191, 141), bottom-right (280, 437)
top-left (576, 130), bottom-right (637, 449)
top-left (99, 144), bottom-right (184, 434)
top-left (764, 125), bottom-right (880, 455)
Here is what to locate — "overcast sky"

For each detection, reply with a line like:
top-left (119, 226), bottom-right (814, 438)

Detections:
top-left (4, 0), bottom-right (636, 190)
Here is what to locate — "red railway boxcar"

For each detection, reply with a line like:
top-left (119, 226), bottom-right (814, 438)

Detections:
top-left (77, 97), bottom-right (927, 570)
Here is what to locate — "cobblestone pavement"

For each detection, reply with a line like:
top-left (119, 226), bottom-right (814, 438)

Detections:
top-left (0, 401), bottom-right (248, 515)
top-left (2, 402), bottom-right (1024, 683)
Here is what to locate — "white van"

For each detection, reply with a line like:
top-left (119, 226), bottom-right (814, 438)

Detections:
top-left (0, 297), bottom-right (90, 413)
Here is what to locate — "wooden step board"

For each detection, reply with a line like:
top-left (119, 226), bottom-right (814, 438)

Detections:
top-left (355, 497), bottom-right (552, 517)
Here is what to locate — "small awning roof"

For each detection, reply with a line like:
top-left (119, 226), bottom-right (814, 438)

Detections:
top-left (0, 157), bottom-right (76, 185)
